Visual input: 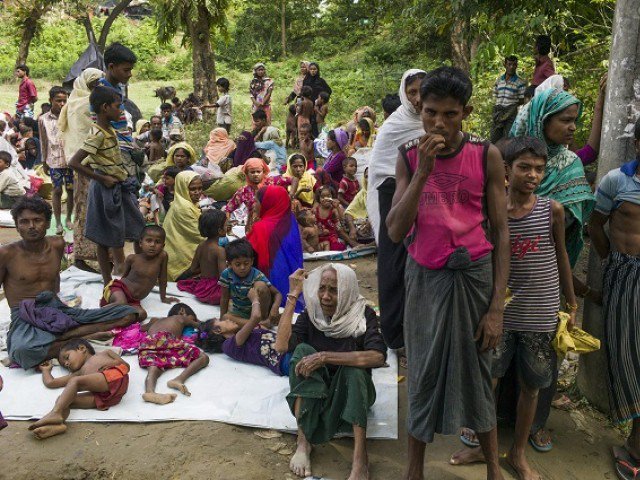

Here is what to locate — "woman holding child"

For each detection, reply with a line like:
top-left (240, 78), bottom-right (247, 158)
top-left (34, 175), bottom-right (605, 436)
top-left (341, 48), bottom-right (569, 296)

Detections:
top-left (250, 63), bottom-right (274, 125)
top-left (278, 265), bottom-right (386, 479)
top-left (163, 171), bottom-right (204, 281)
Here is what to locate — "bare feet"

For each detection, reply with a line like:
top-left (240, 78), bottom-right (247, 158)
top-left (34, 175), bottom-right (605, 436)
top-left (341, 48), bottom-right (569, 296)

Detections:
top-left (142, 392), bottom-right (177, 405)
top-left (65, 219), bottom-right (73, 231)
top-left (347, 457), bottom-right (370, 480)
top-left (290, 439), bottom-right (312, 477)
top-left (449, 446), bottom-right (485, 465)
top-left (32, 424), bottom-right (67, 439)
top-left (167, 379), bottom-right (191, 396)
top-left (506, 448), bottom-right (541, 480)
top-left (28, 411), bottom-right (64, 430)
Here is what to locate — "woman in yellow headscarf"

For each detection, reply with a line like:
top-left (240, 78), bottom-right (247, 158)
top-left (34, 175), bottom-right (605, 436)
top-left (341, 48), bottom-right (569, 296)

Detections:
top-left (163, 171), bottom-right (204, 280)
top-left (284, 153), bottom-right (315, 209)
top-left (148, 141), bottom-right (198, 182)
top-left (348, 117), bottom-right (375, 155)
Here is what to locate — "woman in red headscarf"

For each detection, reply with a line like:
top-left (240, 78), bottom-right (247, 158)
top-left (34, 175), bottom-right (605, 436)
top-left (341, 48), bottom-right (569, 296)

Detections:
top-left (247, 185), bottom-right (304, 311)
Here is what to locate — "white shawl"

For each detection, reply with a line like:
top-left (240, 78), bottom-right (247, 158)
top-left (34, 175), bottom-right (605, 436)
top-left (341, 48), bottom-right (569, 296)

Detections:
top-left (303, 263), bottom-right (367, 339)
top-left (367, 68), bottom-right (426, 241)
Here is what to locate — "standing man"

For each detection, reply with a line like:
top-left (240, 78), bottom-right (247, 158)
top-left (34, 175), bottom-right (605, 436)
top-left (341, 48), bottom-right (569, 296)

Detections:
top-left (387, 66), bottom-right (510, 480)
top-left (15, 64), bottom-right (38, 119)
top-left (531, 35), bottom-right (556, 88)
top-left (490, 55), bottom-right (526, 144)
top-left (589, 118), bottom-right (640, 471)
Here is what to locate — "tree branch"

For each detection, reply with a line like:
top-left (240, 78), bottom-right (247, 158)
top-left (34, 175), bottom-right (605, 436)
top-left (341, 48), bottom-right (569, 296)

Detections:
top-left (98, 0), bottom-right (133, 50)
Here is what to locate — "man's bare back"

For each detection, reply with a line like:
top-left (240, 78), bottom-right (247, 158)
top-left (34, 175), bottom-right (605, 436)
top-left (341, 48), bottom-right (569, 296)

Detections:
top-left (120, 252), bottom-right (167, 300)
top-left (609, 202), bottom-right (640, 256)
top-left (0, 236), bottom-right (64, 308)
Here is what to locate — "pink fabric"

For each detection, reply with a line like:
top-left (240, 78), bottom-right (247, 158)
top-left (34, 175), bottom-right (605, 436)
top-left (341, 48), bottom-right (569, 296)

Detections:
top-left (138, 331), bottom-right (201, 369)
top-left (112, 323), bottom-right (147, 352)
top-left (576, 144), bottom-right (597, 166)
top-left (405, 135), bottom-right (493, 269)
top-left (177, 277), bottom-right (222, 305)
top-left (532, 56), bottom-right (555, 86)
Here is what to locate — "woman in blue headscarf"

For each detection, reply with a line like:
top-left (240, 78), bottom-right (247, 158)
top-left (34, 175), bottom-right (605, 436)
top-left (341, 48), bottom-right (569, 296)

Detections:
top-left (510, 88), bottom-right (595, 267)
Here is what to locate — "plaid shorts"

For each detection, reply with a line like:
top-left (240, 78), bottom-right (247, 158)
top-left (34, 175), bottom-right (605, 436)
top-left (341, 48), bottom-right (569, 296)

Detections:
top-left (50, 168), bottom-right (74, 189)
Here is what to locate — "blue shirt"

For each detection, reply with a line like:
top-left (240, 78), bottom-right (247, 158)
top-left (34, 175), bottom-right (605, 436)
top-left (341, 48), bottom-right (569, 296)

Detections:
top-left (218, 267), bottom-right (271, 318)
top-left (595, 159), bottom-right (640, 215)
top-left (494, 74), bottom-right (526, 107)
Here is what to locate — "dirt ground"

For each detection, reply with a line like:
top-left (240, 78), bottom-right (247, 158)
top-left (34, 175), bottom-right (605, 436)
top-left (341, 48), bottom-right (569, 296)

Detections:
top-left (0, 226), bottom-right (625, 480)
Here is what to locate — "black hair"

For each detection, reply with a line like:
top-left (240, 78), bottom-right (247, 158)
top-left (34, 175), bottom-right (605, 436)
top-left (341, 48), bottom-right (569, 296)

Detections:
top-left (60, 338), bottom-right (95, 355)
top-left (0, 120), bottom-right (6, 130)
top-left (296, 208), bottom-right (313, 225)
top-left (288, 104), bottom-right (297, 115)
top-left (150, 114), bottom-right (162, 122)
top-left (25, 137), bottom-right (38, 148)
top-left (194, 320), bottom-right (226, 353)
top-left (22, 117), bottom-right (37, 130)
top-left (503, 136), bottom-right (548, 166)
top-left (252, 109), bottom-right (267, 121)
top-left (216, 77), bottom-right (230, 91)
top-left (11, 195), bottom-right (52, 223)
top-left (535, 35), bottom-right (552, 56)
top-left (48, 86), bottom-right (67, 100)
top-left (199, 208), bottom-right (227, 238)
top-left (524, 85), bottom-right (536, 99)
top-left (141, 224), bottom-right (166, 241)
top-left (225, 238), bottom-right (255, 261)
top-left (358, 118), bottom-right (371, 131)
top-left (171, 97), bottom-right (180, 104)
top-left (168, 302), bottom-right (196, 318)
top-left (163, 166), bottom-right (181, 178)
top-left (301, 86), bottom-right (313, 98)
top-left (405, 72), bottom-right (427, 86)
top-left (160, 103), bottom-right (172, 111)
top-left (315, 184), bottom-right (337, 202)
top-left (103, 42), bottom-right (137, 66)
top-left (420, 66), bottom-right (473, 106)
top-left (289, 153), bottom-right (306, 166)
top-left (40, 103), bottom-right (51, 112)
top-left (505, 55), bottom-right (518, 63)
top-left (318, 91), bottom-right (330, 102)
top-left (149, 128), bottom-right (163, 142)
top-left (635, 117), bottom-right (640, 141)
top-left (173, 147), bottom-right (192, 160)
top-left (381, 93), bottom-right (401, 115)
top-left (16, 64), bottom-right (29, 76)
top-left (0, 151), bottom-right (11, 164)
top-left (342, 156), bottom-right (357, 167)
top-left (89, 86), bottom-right (121, 113)
top-left (327, 129), bottom-right (337, 142)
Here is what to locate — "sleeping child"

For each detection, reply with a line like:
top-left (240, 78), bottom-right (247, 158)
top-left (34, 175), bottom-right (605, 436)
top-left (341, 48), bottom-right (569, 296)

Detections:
top-left (30, 339), bottom-right (130, 439)
top-left (177, 209), bottom-right (227, 305)
top-left (138, 303), bottom-right (210, 405)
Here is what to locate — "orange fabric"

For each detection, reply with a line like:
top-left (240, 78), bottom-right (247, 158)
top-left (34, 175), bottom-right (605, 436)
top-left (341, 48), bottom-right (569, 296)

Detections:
top-left (242, 157), bottom-right (270, 187)
top-left (94, 363), bottom-right (129, 410)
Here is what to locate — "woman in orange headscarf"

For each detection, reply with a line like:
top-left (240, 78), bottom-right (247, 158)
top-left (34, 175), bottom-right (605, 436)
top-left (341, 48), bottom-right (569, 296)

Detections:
top-left (204, 127), bottom-right (236, 165)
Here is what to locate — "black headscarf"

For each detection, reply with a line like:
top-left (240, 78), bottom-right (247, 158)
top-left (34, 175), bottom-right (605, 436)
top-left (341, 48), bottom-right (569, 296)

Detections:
top-left (302, 62), bottom-right (332, 102)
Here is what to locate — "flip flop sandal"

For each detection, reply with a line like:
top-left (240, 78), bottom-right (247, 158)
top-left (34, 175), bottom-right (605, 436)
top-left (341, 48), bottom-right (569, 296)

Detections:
top-left (460, 429), bottom-right (480, 448)
top-left (529, 432), bottom-right (553, 452)
top-left (613, 446), bottom-right (640, 479)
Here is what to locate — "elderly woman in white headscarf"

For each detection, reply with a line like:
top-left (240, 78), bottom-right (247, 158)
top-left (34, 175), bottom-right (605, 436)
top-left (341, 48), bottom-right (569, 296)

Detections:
top-left (274, 266), bottom-right (386, 479)
top-left (58, 68), bottom-right (104, 271)
top-left (365, 68), bottom-right (426, 351)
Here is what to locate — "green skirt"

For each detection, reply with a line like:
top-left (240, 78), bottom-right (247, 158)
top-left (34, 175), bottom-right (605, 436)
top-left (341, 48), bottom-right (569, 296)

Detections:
top-left (286, 343), bottom-right (376, 444)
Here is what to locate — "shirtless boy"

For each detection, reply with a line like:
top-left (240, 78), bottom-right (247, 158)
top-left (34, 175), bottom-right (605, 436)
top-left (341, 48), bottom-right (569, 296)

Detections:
top-left (101, 225), bottom-right (178, 319)
top-left (297, 209), bottom-right (328, 253)
top-left (29, 339), bottom-right (130, 439)
top-left (138, 304), bottom-right (209, 405)
top-left (590, 118), bottom-right (640, 474)
top-left (3, 197), bottom-right (137, 369)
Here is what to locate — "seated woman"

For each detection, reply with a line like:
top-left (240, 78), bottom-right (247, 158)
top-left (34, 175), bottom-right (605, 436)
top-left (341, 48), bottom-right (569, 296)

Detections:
top-left (231, 131), bottom-right (260, 168)
top-left (246, 185), bottom-right (304, 311)
top-left (284, 153), bottom-right (316, 211)
top-left (147, 142), bottom-right (197, 183)
top-left (345, 167), bottom-right (374, 244)
top-left (204, 127), bottom-right (236, 167)
top-left (163, 171), bottom-right (204, 281)
top-left (275, 265), bottom-right (386, 479)
top-left (315, 128), bottom-right (348, 189)
top-left (347, 117), bottom-right (375, 156)
top-left (255, 126), bottom-right (287, 171)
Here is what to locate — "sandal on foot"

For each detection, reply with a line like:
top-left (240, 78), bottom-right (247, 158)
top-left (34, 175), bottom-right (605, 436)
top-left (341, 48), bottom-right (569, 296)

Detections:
top-left (460, 428), bottom-right (480, 448)
top-left (613, 446), bottom-right (640, 479)
top-left (529, 431), bottom-right (553, 452)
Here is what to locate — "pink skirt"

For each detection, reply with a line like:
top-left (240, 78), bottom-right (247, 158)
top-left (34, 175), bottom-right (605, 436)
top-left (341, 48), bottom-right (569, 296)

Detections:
top-left (177, 277), bottom-right (222, 305)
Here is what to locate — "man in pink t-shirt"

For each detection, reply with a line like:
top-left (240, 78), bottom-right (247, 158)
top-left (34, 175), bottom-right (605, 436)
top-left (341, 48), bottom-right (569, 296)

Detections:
top-left (531, 35), bottom-right (556, 87)
top-left (15, 64), bottom-right (38, 119)
top-left (387, 66), bottom-right (510, 480)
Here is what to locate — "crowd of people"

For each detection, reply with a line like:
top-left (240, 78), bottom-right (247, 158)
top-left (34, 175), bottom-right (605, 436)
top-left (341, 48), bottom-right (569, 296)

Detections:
top-left (0, 33), bottom-right (638, 480)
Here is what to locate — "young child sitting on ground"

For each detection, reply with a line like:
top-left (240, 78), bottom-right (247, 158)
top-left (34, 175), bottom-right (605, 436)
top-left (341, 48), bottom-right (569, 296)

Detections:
top-left (286, 104), bottom-right (298, 149)
top-left (176, 209), bottom-right (227, 305)
top-left (298, 123), bottom-right (315, 170)
top-left (338, 157), bottom-right (360, 207)
top-left (219, 239), bottom-right (282, 327)
top-left (298, 209), bottom-right (328, 253)
top-left (138, 304), bottom-right (210, 405)
top-left (100, 225), bottom-right (178, 319)
top-left (347, 117), bottom-right (374, 156)
top-left (29, 339), bottom-right (130, 439)
top-left (147, 129), bottom-right (165, 165)
top-left (0, 151), bottom-right (26, 208)
top-left (314, 91), bottom-right (330, 133)
top-left (314, 185), bottom-right (357, 250)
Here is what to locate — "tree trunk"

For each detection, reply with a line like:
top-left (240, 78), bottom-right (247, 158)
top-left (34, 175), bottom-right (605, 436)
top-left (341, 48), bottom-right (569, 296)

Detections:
top-left (98, 0), bottom-right (133, 51)
top-left (190, 0), bottom-right (218, 106)
top-left (81, 14), bottom-right (97, 44)
top-left (577, 0), bottom-right (640, 412)
top-left (15, 4), bottom-right (52, 67)
top-left (281, 0), bottom-right (286, 57)
top-left (450, 16), bottom-right (471, 73)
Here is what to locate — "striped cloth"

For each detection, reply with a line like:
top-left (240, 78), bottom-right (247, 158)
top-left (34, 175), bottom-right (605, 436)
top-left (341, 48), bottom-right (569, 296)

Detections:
top-left (504, 196), bottom-right (560, 332)
top-left (494, 74), bottom-right (526, 107)
top-left (604, 252), bottom-right (640, 423)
